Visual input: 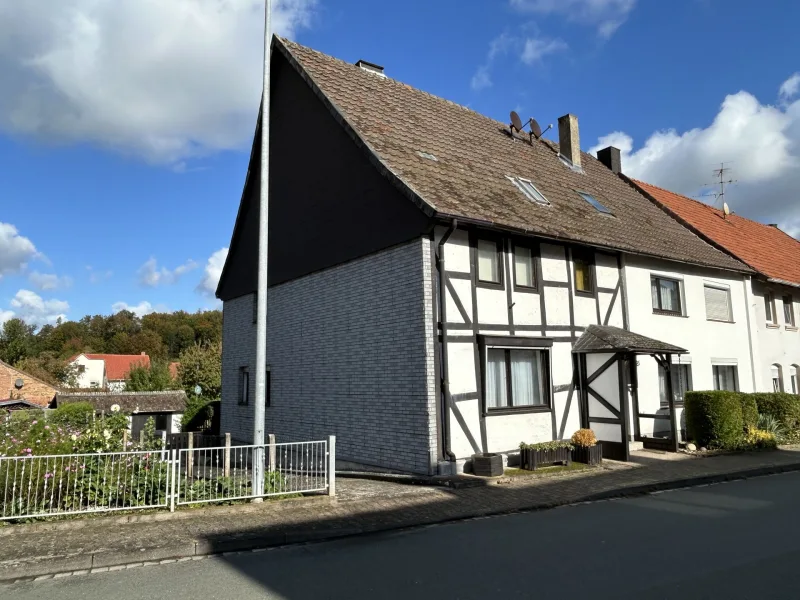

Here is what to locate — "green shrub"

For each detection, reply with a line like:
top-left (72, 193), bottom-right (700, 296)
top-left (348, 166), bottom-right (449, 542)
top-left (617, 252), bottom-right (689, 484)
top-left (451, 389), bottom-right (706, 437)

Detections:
top-left (685, 391), bottom-right (743, 449)
top-left (182, 397), bottom-right (218, 431)
top-left (751, 393), bottom-right (800, 442)
top-left (739, 394), bottom-right (759, 431)
top-left (49, 402), bottom-right (94, 429)
top-left (519, 440), bottom-right (573, 451)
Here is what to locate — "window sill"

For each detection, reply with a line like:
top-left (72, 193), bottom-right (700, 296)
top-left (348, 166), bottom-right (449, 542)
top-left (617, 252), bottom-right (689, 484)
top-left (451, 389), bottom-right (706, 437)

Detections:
top-left (766, 323), bottom-right (781, 329)
top-left (476, 279), bottom-right (504, 291)
top-left (786, 326), bottom-right (798, 332)
top-left (574, 289), bottom-right (595, 298)
top-left (485, 405), bottom-right (551, 416)
top-left (706, 318), bottom-right (735, 324)
top-left (652, 310), bottom-right (687, 318)
top-left (513, 284), bottom-right (539, 294)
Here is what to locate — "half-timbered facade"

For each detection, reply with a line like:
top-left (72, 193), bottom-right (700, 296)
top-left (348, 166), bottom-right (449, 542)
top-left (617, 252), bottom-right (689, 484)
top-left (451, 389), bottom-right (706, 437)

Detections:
top-left (217, 37), bottom-right (754, 475)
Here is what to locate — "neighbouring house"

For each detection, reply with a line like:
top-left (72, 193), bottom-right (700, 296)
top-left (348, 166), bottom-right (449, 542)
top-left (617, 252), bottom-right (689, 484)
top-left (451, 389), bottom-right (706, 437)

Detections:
top-left (68, 353), bottom-right (150, 391)
top-left (629, 179), bottom-right (800, 396)
top-left (216, 37), bottom-right (754, 475)
top-left (169, 362), bottom-right (180, 381)
top-left (55, 391), bottom-right (187, 437)
top-left (0, 398), bottom-right (48, 412)
top-left (0, 359), bottom-right (59, 409)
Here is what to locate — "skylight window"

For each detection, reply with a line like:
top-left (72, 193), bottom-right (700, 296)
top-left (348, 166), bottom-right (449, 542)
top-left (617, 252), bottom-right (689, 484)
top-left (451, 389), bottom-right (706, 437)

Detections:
top-left (578, 191), bottom-right (613, 215)
top-left (508, 177), bottom-right (550, 206)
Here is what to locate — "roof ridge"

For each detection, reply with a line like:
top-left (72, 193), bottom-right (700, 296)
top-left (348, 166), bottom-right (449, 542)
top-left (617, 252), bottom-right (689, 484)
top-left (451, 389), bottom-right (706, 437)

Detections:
top-left (0, 358), bottom-right (62, 392)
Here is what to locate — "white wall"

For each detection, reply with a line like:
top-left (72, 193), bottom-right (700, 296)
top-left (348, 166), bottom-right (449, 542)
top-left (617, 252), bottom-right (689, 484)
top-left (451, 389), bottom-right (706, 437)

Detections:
top-left (71, 355), bottom-right (106, 389)
top-left (107, 380), bottom-right (126, 392)
top-left (750, 279), bottom-right (800, 393)
top-left (624, 255), bottom-right (754, 436)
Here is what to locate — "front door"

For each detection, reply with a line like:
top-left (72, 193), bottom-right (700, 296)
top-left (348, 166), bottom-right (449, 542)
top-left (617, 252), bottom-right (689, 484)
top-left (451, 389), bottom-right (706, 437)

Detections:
top-left (578, 352), bottom-right (630, 461)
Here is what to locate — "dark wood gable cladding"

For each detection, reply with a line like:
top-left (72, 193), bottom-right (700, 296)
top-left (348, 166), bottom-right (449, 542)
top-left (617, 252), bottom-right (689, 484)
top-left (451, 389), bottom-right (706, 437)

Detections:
top-left (216, 49), bottom-right (431, 301)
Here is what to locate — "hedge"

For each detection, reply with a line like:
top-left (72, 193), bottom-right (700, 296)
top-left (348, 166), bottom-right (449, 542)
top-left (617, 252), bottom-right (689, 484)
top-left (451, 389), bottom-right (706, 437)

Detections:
top-left (739, 393), bottom-right (759, 431)
top-left (685, 391), bottom-right (743, 448)
top-left (750, 393), bottom-right (800, 441)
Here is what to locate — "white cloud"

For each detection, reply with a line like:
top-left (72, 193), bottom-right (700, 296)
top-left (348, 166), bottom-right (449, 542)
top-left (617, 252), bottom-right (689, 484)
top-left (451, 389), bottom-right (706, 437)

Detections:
top-left (510, 0), bottom-right (636, 38)
top-left (197, 248), bottom-right (229, 296)
top-left (28, 271), bottom-right (73, 291)
top-left (8, 289), bottom-right (69, 326)
top-left (590, 73), bottom-right (800, 236)
top-left (0, 0), bottom-right (317, 166)
top-left (86, 265), bottom-right (113, 283)
top-left (137, 257), bottom-right (198, 287)
top-left (470, 66), bottom-right (492, 91)
top-left (111, 300), bottom-right (168, 317)
top-left (779, 72), bottom-right (800, 103)
top-left (0, 222), bottom-right (40, 279)
top-left (520, 37), bottom-right (568, 65)
top-left (0, 310), bottom-right (14, 327)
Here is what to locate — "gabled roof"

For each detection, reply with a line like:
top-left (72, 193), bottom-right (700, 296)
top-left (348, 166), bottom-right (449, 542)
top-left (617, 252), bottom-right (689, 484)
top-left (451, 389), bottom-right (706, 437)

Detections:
top-left (70, 354), bottom-right (151, 380)
top-left (56, 391), bottom-right (187, 414)
top-left (270, 37), bottom-right (749, 274)
top-left (573, 325), bottom-right (686, 355)
top-left (632, 179), bottom-right (800, 287)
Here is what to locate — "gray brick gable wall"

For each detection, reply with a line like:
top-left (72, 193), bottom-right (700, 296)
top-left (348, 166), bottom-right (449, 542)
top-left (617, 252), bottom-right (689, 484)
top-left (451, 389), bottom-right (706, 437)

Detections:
top-left (221, 238), bottom-right (439, 474)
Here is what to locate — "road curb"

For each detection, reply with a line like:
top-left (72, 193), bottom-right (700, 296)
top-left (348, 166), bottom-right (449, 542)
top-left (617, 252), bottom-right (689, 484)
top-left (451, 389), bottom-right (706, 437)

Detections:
top-left (4, 461), bottom-right (800, 583)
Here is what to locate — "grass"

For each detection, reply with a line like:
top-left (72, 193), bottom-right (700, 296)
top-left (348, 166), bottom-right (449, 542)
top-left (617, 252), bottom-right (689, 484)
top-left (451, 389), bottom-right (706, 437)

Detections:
top-left (504, 462), bottom-right (590, 478)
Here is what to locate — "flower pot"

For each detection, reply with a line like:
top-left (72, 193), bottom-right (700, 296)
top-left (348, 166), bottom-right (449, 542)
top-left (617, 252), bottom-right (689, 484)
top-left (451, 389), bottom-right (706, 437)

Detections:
top-left (520, 447), bottom-right (572, 471)
top-left (572, 443), bottom-right (603, 465)
top-left (471, 453), bottom-right (504, 477)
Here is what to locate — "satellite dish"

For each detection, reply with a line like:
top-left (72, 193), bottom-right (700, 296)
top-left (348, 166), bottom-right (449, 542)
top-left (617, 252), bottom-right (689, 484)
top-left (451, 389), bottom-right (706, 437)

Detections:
top-left (530, 118), bottom-right (543, 140)
top-left (510, 110), bottom-right (523, 133)
top-left (14, 378), bottom-right (23, 389)
top-left (723, 202), bottom-right (730, 216)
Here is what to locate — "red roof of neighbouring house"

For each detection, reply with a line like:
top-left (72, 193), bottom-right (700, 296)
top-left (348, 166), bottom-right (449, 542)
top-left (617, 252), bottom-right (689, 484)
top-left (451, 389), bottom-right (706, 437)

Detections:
top-left (71, 354), bottom-right (151, 381)
top-left (632, 180), bottom-right (800, 286)
top-left (169, 362), bottom-right (180, 380)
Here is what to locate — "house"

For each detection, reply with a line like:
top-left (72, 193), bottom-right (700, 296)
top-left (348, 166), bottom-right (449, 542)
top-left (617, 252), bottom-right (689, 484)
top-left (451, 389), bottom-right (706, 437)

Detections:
top-left (69, 353), bottom-right (150, 391)
top-left (0, 359), bottom-right (59, 408)
top-left (629, 179), bottom-right (800, 395)
top-left (55, 391), bottom-right (187, 437)
top-left (216, 37), bottom-right (754, 475)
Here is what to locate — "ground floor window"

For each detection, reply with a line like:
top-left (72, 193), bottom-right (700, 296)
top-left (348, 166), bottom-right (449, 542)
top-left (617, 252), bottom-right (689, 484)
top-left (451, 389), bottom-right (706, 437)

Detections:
top-left (712, 364), bottom-right (739, 392)
top-left (659, 363), bottom-right (693, 406)
top-left (791, 365), bottom-right (798, 394)
top-left (483, 340), bottom-right (551, 412)
top-left (772, 364), bottom-right (784, 392)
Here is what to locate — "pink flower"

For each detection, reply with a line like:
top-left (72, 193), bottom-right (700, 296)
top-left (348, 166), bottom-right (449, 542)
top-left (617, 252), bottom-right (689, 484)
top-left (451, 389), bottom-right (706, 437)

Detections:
top-left (31, 420), bottom-right (37, 425)
top-left (44, 472), bottom-right (52, 480)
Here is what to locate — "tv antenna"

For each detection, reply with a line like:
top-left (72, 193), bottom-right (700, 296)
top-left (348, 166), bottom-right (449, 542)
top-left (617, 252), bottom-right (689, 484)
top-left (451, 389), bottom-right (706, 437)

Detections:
top-left (700, 162), bottom-right (737, 218)
top-left (510, 110), bottom-right (552, 145)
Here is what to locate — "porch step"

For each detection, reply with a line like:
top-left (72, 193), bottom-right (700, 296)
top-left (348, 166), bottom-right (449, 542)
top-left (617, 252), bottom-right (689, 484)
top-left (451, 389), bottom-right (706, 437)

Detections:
top-left (628, 441), bottom-right (644, 452)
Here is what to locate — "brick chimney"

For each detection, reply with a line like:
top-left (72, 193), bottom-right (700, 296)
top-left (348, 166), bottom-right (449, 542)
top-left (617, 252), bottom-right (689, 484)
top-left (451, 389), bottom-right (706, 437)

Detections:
top-left (597, 146), bottom-right (621, 174)
top-left (558, 114), bottom-right (581, 170)
top-left (355, 59), bottom-right (385, 77)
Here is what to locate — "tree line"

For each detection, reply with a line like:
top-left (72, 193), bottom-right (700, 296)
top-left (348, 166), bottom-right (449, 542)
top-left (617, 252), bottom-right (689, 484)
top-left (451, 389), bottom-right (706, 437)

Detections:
top-left (0, 309), bottom-right (222, 389)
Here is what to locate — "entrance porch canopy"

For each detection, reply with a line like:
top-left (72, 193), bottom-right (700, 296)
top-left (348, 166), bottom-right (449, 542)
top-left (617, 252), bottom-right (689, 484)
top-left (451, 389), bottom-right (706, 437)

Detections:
top-left (572, 325), bottom-right (686, 356)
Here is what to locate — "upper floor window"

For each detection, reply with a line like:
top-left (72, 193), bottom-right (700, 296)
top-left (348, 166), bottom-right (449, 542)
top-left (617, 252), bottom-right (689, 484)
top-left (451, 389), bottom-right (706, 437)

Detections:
top-left (783, 295), bottom-right (795, 327)
top-left (77, 365), bottom-right (86, 374)
top-left (508, 176), bottom-right (550, 206)
top-left (651, 276), bottom-right (682, 315)
top-left (704, 284), bottom-right (732, 322)
top-left (477, 239), bottom-right (503, 285)
top-left (573, 252), bottom-right (593, 294)
top-left (513, 243), bottom-right (536, 289)
top-left (771, 364), bottom-right (784, 392)
top-left (765, 292), bottom-right (777, 325)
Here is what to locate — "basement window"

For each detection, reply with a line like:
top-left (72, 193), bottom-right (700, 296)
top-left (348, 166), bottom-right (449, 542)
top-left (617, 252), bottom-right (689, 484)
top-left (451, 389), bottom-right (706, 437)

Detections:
top-left (507, 176), bottom-right (550, 206)
top-left (578, 191), bottom-right (613, 215)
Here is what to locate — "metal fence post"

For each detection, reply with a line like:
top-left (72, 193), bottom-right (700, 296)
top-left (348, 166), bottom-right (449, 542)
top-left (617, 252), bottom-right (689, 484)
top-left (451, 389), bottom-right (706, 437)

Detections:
top-left (268, 433), bottom-right (276, 472)
top-left (170, 449), bottom-right (176, 512)
top-left (328, 435), bottom-right (336, 497)
top-left (187, 432), bottom-right (194, 479)
top-left (224, 433), bottom-right (231, 478)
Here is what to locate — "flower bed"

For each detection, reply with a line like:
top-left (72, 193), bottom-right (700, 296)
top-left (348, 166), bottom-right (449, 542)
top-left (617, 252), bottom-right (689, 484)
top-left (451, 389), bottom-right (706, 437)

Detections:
top-left (519, 441), bottom-right (572, 471)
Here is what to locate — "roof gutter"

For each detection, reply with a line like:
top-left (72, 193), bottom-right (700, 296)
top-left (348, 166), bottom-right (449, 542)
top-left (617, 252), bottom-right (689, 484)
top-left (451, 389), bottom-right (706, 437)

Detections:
top-left (767, 277), bottom-right (800, 289)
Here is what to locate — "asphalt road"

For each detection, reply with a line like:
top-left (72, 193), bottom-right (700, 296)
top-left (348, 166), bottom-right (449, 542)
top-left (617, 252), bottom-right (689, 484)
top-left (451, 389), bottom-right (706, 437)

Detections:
top-left (5, 472), bottom-right (800, 600)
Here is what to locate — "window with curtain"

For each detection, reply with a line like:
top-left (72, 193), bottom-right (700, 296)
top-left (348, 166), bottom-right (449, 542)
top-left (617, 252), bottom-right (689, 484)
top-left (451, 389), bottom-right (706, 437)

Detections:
top-left (791, 366), bottom-right (798, 395)
top-left (771, 365), bottom-right (783, 392)
top-left (765, 293), bottom-right (776, 324)
top-left (513, 245), bottom-right (536, 289)
top-left (784, 295), bottom-right (795, 326)
top-left (477, 239), bottom-right (501, 284)
top-left (712, 365), bottom-right (738, 392)
top-left (659, 363), bottom-right (693, 407)
top-left (651, 276), bottom-right (682, 314)
top-left (484, 347), bottom-right (548, 411)
top-left (573, 254), bottom-right (592, 293)
top-left (704, 285), bottom-right (732, 322)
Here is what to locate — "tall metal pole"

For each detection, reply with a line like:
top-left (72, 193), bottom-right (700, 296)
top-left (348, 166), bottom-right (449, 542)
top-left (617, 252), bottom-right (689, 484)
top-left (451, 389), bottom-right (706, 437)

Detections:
top-left (252, 0), bottom-right (272, 499)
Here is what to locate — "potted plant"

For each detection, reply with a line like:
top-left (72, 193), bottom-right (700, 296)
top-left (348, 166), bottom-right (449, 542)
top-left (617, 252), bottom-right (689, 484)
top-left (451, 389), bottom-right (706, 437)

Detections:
top-left (519, 440), bottom-right (573, 471)
top-left (570, 429), bottom-right (602, 465)
top-left (471, 453), bottom-right (504, 477)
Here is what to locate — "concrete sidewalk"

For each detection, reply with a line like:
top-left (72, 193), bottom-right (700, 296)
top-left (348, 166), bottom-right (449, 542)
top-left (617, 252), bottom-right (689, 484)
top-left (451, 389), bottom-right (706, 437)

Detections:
top-left (2, 447), bottom-right (800, 582)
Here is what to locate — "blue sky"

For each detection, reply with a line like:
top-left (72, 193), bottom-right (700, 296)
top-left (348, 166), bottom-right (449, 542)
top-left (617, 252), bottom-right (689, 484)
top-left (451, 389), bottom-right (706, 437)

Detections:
top-left (1, 0), bottom-right (799, 327)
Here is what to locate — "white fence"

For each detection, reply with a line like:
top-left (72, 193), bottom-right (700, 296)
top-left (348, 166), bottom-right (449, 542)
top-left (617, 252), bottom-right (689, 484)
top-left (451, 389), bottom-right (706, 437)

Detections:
top-left (0, 436), bottom-right (335, 521)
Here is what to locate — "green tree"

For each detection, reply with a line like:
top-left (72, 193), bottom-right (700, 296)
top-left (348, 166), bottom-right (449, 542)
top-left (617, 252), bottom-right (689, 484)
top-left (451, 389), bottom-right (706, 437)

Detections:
top-left (0, 318), bottom-right (34, 365)
top-left (16, 353), bottom-right (79, 388)
top-left (177, 341), bottom-right (221, 399)
top-left (124, 361), bottom-right (177, 391)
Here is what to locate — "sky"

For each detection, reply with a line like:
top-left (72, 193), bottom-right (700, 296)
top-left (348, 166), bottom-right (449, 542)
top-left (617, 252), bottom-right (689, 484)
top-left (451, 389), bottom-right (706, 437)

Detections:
top-left (1, 0), bottom-right (799, 327)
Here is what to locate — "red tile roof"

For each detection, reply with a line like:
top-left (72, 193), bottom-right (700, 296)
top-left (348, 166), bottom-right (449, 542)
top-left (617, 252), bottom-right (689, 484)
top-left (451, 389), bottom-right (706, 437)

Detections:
top-left (169, 362), bottom-right (180, 380)
top-left (632, 180), bottom-right (800, 286)
top-left (81, 354), bottom-right (151, 381)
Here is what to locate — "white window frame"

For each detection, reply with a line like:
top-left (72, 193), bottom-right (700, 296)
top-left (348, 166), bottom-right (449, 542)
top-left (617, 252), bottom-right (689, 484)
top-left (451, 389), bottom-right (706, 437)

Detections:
top-left (703, 283), bottom-right (733, 323)
top-left (765, 292), bottom-right (778, 326)
top-left (507, 176), bottom-right (550, 206)
top-left (783, 294), bottom-right (796, 328)
top-left (476, 238), bottom-right (503, 285)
